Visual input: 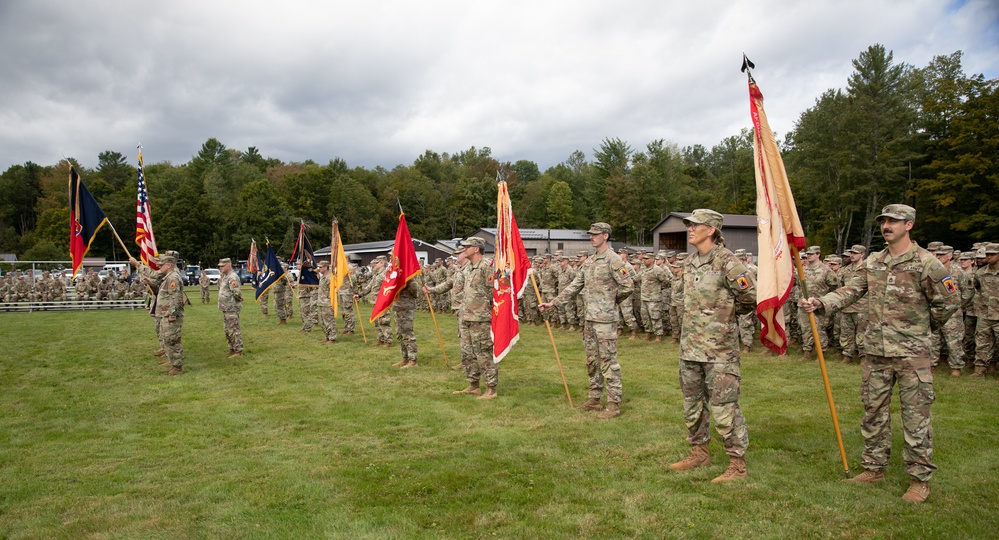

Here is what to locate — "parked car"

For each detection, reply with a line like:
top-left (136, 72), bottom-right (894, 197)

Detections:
top-left (237, 268), bottom-right (254, 284)
top-left (202, 268), bottom-right (221, 286)
top-left (183, 265), bottom-right (202, 286)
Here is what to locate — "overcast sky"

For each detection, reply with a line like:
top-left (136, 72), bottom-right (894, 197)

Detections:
top-left (1, 0), bottom-right (996, 173)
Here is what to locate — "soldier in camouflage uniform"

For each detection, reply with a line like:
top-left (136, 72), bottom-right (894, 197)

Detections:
top-left (338, 264), bottom-right (356, 335)
top-left (735, 250), bottom-right (758, 352)
top-left (273, 263), bottom-right (291, 324)
top-left (521, 256), bottom-right (539, 325)
top-left (972, 243), bottom-right (999, 376)
top-left (639, 251), bottom-right (670, 341)
top-left (669, 256), bottom-right (685, 343)
top-left (217, 258), bottom-right (244, 357)
top-left (539, 254), bottom-right (558, 324)
top-left (130, 255), bottom-right (167, 357)
top-left (798, 245), bottom-right (840, 359)
top-left (556, 256), bottom-right (578, 330)
top-left (615, 248), bottom-right (639, 339)
top-left (669, 209), bottom-right (756, 483)
top-left (448, 237), bottom-right (498, 398)
top-left (153, 252), bottom-right (186, 375)
top-left (392, 275), bottom-right (421, 369)
top-left (199, 270), bottom-right (210, 304)
top-left (839, 245), bottom-right (869, 364)
top-left (959, 251), bottom-right (978, 359)
top-left (929, 245), bottom-right (967, 375)
top-left (573, 252), bottom-right (588, 330)
top-left (316, 261), bottom-right (338, 344)
top-left (298, 260), bottom-right (319, 333)
top-left (803, 204), bottom-right (959, 504)
top-left (541, 223), bottom-right (633, 419)
top-left (356, 256), bottom-right (392, 347)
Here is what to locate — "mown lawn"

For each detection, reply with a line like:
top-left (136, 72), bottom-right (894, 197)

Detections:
top-left (2, 290), bottom-right (997, 539)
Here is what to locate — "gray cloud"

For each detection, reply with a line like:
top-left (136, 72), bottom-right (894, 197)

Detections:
top-left (1, 0), bottom-right (996, 171)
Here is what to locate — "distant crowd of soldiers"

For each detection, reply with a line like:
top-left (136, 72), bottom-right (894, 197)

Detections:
top-left (0, 267), bottom-right (144, 304)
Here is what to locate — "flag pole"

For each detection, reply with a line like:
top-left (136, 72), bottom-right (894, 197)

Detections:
top-left (791, 243), bottom-right (850, 477)
top-left (425, 290), bottom-right (451, 367)
top-left (530, 273), bottom-right (573, 408)
top-left (105, 221), bottom-right (134, 260)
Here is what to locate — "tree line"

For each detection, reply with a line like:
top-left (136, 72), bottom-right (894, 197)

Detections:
top-left (2, 44), bottom-right (995, 266)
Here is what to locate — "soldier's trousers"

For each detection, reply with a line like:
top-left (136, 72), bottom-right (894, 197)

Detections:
top-left (522, 292), bottom-right (538, 324)
top-left (375, 312), bottom-right (392, 345)
top-left (541, 290), bottom-right (557, 322)
top-left (640, 300), bottom-right (664, 336)
top-left (930, 308), bottom-right (965, 369)
top-left (461, 320), bottom-right (496, 387)
top-left (162, 315), bottom-right (184, 368)
top-left (617, 298), bottom-right (636, 331)
top-left (558, 299), bottom-right (577, 326)
top-left (798, 310), bottom-right (829, 352)
top-left (319, 303), bottom-right (337, 341)
top-left (669, 305), bottom-right (683, 339)
top-left (975, 317), bottom-right (999, 367)
top-left (284, 289), bottom-right (294, 318)
top-left (201, 286), bottom-right (210, 303)
top-left (860, 356), bottom-right (936, 481)
top-left (223, 311), bottom-right (242, 353)
top-left (275, 292), bottom-right (290, 320)
top-left (738, 312), bottom-right (755, 348)
top-left (299, 292), bottom-right (318, 332)
top-left (338, 291), bottom-right (355, 332)
top-left (259, 289), bottom-right (269, 315)
top-left (839, 312), bottom-right (867, 358)
top-left (963, 314), bottom-right (977, 359)
top-left (582, 321), bottom-right (622, 404)
top-left (154, 315), bottom-right (165, 351)
top-left (395, 305), bottom-right (417, 363)
top-left (679, 360), bottom-right (748, 457)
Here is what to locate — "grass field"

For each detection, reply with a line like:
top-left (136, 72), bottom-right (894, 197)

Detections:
top-left (2, 289), bottom-right (998, 539)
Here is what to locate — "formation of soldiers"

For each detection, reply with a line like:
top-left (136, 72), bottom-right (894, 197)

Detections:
top-left (0, 267), bottom-right (144, 306)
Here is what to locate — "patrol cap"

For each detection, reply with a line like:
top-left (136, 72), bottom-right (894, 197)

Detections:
top-left (733, 249), bottom-right (746, 255)
top-left (849, 244), bottom-right (867, 254)
top-left (655, 251), bottom-right (667, 260)
top-left (373, 255), bottom-right (387, 263)
top-left (805, 245), bottom-right (822, 255)
top-left (577, 251), bottom-right (589, 258)
top-left (543, 253), bottom-right (552, 259)
top-left (959, 251), bottom-right (974, 260)
top-left (554, 250), bottom-right (564, 256)
top-left (825, 255), bottom-right (842, 264)
top-left (318, 260), bottom-right (330, 268)
top-left (976, 248), bottom-right (987, 259)
top-left (587, 222), bottom-right (612, 235)
top-left (876, 204), bottom-right (915, 223)
top-left (459, 237), bottom-right (485, 249)
top-left (676, 252), bottom-right (688, 261)
top-left (159, 251), bottom-right (178, 264)
top-left (682, 209), bottom-right (724, 229)
top-left (986, 243), bottom-right (999, 255)
top-left (217, 257), bottom-right (231, 266)
top-left (434, 258), bottom-right (442, 263)
top-left (665, 250), bottom-right (677, 258)
top-left (936, 245), bottom-right (954, 255)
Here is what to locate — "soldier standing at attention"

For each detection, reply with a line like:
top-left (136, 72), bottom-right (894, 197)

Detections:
top-left (539, 254), bottom-right (558, 324)
top-left (734, 250), bottom-right (758, 353)
top-left (392, 274), bottom-right (421, 369)
top-left (639, 251), bottom-right (670, 342)
top-left (338, 264), bottom-right (357, 335)
top-left (217, 258), bottom-right (244, 358)
top-left (448, 237), bottom-right (498, 399)
top-left (972, 243), bottom-right (999, 377)
top-left (298, 260), bottom-right (319, 333)
top-left (801, 204), bottom-right (959, 503)
top-left (540, 223), bottom-right (633, 419)
top-left (356, 256), bottom-right (392, 347)
top-left (798, 246), bottom-right (840, 359)
top-left (839, 245), bottom-right (869, 364)
top-left (155, 252), bottom-right (186, 375)
top-left (129, 253), bottom-right (167, 359)
top-left (273, 263), bottom-right (290, 325)
top-left (615, 248), bottom-right (639, 339)
top-left (668, 209), bottom-right (756, 482)
top-left (316, 261), bottom-right (338, 344)
top-left (199, 269), bottom-right (210, 304)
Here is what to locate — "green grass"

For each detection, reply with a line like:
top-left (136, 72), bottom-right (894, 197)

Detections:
top-left (2, 289), bottom-right (998, 539)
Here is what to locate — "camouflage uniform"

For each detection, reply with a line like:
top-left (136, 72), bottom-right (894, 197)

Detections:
top-left (298, 268), bottom-right (319, 333)
top-left (679, 244), bottom-right (756, 458)
top-left (973, 250), bottom-right (999, 372)
top-left (798, 249), bottom-right (840, 354)
top-left (539, 257), bottom-right (558, 322)
top-left (199, 271), bottom-right (210, 303)
top-left (156, 265), bottom-right (185, 369)
top-left (338, 268), bottom-right (356, 334)
top-left (273, 269), bottom-right (291, 322)
top-left (929, 251), bottom-right (967, 370)
top-left (819, 238), bottom-right (959, 482)
top-left (839, 247), bottom-right (869, 360)
top-left (218, 265), bottom-right (244, 354)
top-left (616, 258), bottom-right (639, 335)
top-left (136, 262), bottom-right (165, 353)
top-left (359, 264), bottom-right (392, 345)
top-left (556, 261), bottom-right (577, 327)
top-left (317, 264), bottom-right (338, 342)
top-left (551, 241), bottom-right (633, 406)
top-left (394, 278), bottom-right (420, 366)
top-left (669, 263), bottom-right (685, 340)
top-left (639, 256), bottom-right (671, 337)
top-left (258, 288), bottom-right (270, 316)
top-left (735, 252), bottom-right (758, 349)
top-left (460, 255), bottom-right (496, 388)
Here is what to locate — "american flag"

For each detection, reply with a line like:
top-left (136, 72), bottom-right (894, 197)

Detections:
top-left (135, 152), bottom-right (159, 269)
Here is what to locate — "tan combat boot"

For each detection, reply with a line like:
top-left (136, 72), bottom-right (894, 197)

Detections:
top-left (669, 444), bottom-right (710, 471)
top-left (163, 366), bottom-right (183, 376)
top-left (901, 479), bottom-right (930, 503)
top-left (645, 333), bottom-right (654, 341)
top-left (671, 337), bottom-right (680, 344)
top-left (951, 369), bottom-right (961, 377)
top-left (391, 359), bottom-right (407, 367)
top-left (654, 335), bottom-right (662, 343)
top-left (629, 330), bottom-right (637, 340)
top-left (741, 346), bottom-right (751, 354)
top-left (597, 401), bottom-right (620, 419)
top-left (971, 366), bottom-right (987, 377)
top-left (453, 382), bottom-right (481, 395)
top-left (159, 359), bottom-right (171, 366)
top-left (152, 348), bottom-right (166, 357)
top-left (477, 387), bottom-right (498, 400)
top-left (845, 469), bottom-right (884, 483)
top-left (400, 360), bottom-right (417, 369)
top-left (711, 456), bottom-right (747, 483)
top-left (579, 397), bottom-right (603, 411)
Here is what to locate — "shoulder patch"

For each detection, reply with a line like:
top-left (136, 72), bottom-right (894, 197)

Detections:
top-left (736, 274), bottom-right (750, 290)
top-left (616, 265), bottom-right (628, 278)
top-left (942, 276), bottom-right (957, 294)
top-left (170, 282), bottom-right (176, 290)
